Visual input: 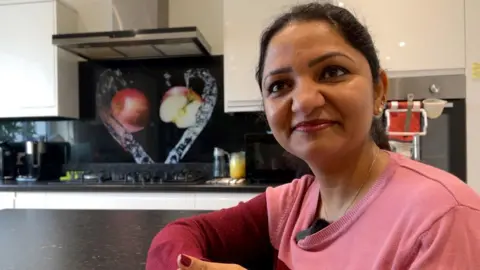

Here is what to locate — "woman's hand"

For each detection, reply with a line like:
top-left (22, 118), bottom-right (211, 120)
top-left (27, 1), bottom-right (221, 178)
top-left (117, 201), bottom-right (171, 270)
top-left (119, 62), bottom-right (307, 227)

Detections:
top-left (177, 254), bottom-right (247, 270)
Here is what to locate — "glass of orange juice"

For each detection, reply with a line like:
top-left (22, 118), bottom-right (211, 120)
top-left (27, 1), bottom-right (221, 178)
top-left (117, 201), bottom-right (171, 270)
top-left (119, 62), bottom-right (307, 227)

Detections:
top-left (229, 151), bottom-right (246, 179)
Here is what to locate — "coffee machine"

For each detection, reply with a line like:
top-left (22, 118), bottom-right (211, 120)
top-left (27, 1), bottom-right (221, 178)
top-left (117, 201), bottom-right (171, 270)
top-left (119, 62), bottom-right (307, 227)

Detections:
top-left (10, 140), bottom-right (70, 182)
top-left (16, 141), bottom-right (46, 182)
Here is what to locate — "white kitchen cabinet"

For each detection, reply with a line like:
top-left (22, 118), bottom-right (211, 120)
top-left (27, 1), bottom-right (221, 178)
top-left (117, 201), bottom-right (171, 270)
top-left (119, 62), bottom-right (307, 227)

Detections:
top-left (195, 192), bottom-right (259, 210)
top-left (15, 192), bottom-right (196, 210)
top-left (13, 191), bottom-right (262, 210)
top-left (223, 0), bottom-right (466, 112)
top-left (14, 193), bottom-right (48, 209)
top-left (341, 0), bottom-right (465, 76)
top-left (223, 0), bottom-right (272, 112)
top-left (0, 0), bottom-right (79, 118)
top-left (0, 192), bottom-right (15, 210)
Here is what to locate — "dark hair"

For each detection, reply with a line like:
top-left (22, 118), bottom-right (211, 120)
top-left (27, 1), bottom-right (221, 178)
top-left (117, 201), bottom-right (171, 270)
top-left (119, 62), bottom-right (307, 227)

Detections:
top-left (255, 2), bottom-right (391, 151)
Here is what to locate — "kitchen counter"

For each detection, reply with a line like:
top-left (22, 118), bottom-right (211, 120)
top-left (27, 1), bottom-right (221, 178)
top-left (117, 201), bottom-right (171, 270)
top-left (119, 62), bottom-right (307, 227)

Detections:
top-left (0, 180), bottom-right (274, 193)
top-left (0, 209), bottom-right (208, 270)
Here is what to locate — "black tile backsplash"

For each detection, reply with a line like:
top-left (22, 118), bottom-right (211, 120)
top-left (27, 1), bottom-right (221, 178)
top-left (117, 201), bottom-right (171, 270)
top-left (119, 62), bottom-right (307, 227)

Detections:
top-left (0, 56), bottom-right (269, 164)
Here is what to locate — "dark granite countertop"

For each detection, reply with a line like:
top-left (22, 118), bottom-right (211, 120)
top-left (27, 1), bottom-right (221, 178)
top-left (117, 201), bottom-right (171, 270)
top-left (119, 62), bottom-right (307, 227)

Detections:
top-left (0, 209), bottom-right (208, 270)
top-left (0, 181), bottom-right (273, 193)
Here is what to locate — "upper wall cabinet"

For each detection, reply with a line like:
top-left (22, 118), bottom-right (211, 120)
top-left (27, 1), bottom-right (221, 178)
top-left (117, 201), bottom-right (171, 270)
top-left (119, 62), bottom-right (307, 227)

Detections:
top-left (224, 0), bottom-right (295, 112)
top-left (224, 0), bottom-right (275, 112)
top-left (223, 0), bottom-right (466, 112)
top-left (0, 0), bottom-right (79, 118)
top-left (341, 0), bottom-right (465, 76)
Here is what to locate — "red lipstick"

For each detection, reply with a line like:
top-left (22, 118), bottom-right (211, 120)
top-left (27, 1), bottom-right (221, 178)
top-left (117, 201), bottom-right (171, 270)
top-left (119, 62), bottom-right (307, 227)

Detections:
top-left (292, 119), bottom-right (337, 132)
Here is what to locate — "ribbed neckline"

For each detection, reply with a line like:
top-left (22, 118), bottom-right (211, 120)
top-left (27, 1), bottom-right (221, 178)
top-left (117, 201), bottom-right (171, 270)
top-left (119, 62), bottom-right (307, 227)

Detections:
top-left (297, 152), bottom-right (399, 250)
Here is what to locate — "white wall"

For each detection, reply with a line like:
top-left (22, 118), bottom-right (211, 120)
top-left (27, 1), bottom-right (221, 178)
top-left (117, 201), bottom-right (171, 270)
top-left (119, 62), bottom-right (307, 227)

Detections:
top-left (61, 0), bottom-right (113, 32)
top-left (62, 0), bottom-right (166, 32)
top-left (168, 0), bottom-right (224, 55)
top-left (465, 0), bottom-right (480, 193)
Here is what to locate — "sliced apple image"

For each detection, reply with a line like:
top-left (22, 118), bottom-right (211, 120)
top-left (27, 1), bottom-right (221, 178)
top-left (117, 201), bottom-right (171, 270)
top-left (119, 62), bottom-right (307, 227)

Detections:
top-left (159, 86), bottom-right (203, 129)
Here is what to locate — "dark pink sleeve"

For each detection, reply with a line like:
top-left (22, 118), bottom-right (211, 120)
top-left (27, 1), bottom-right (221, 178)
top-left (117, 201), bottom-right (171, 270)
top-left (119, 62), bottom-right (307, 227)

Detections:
top-left (146, 193), bottom-right (273, 270)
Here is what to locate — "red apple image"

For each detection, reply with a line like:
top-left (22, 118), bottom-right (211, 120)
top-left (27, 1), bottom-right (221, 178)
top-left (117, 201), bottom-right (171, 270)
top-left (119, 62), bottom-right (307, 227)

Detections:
top-left (159, 86), bottom-right (203, 128)
top-left (111, 88), bottom-right (150, 133)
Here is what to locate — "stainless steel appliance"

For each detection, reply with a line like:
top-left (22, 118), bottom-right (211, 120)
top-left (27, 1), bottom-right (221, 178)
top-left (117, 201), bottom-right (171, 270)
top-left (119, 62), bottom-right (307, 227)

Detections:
top-left (12, 141), bottom-right (70, 182)
top-left (52, 0), bottom-right (211, 60)
top-left (212, 147), bottom-right (229, 178)
top-left (55, 167), bottom-right (206, 185)
top-left (244, 133), bottom-right (310, 184)
top-left (385, 74), bottom-right (466, 182)
top-left (22, 140), bottom-right (46, 181)
top-left (53, 27), bottom-right (211, 60)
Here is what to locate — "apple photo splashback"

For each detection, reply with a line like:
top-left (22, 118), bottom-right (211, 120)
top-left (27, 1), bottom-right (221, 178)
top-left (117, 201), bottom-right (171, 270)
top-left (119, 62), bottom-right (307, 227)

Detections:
top-left (95, 67), bottom-right (217, 164)
top-left (72, 56), bottom-right (268, 164)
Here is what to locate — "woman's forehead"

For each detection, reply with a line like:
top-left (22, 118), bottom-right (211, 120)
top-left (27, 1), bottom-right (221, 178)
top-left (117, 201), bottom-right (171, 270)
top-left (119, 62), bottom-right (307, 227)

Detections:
top-left (263, 22), bottom-right (356, 70)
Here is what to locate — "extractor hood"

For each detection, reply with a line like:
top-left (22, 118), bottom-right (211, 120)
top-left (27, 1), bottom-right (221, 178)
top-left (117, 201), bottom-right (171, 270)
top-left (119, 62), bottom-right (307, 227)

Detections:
top-left (52, 0), bottom-right (212, 60)
top-left (52, 27), bottom-right (211, 60)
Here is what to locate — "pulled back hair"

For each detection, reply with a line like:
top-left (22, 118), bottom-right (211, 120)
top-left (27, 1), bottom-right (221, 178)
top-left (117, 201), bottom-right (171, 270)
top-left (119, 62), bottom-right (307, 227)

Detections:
top-left (255, 2), bottom-right (391, 151)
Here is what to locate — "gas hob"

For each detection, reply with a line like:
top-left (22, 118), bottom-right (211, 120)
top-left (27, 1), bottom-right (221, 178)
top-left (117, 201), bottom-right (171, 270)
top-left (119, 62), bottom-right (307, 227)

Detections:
top-left (53, 168), bottom-right (206, 185)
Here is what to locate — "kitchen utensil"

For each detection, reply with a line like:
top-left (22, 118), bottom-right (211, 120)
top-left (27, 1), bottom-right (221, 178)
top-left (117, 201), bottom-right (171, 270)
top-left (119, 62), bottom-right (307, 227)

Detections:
top-left (422, 98), bottom-right (447, 119)
top-left (404, 94), bottom-right (414, 134)
top-left (213, 147), bottom-right (229, 178)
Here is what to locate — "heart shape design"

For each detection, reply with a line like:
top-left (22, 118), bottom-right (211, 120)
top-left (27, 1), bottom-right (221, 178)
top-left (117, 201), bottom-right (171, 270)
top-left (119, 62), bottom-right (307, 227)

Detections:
top-left (163, 69), bottom-right (218, 163)
top-left (96, 68), bottom-right (218, 164)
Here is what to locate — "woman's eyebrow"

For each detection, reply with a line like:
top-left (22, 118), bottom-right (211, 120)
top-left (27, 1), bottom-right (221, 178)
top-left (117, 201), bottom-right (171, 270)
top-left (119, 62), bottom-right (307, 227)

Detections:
top-left (308, 52), bottom-right (355, 67)
top-left (263, 66), bottom-right (293, 85)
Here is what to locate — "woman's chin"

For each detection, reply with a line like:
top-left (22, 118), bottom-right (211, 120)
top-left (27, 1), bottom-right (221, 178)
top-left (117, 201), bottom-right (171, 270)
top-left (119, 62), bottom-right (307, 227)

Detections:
top-left (292, 140), bottom-right (343, 163)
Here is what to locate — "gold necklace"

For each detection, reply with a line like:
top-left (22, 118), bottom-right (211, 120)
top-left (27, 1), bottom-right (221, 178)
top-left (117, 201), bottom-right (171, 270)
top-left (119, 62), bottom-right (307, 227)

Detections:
top-left (322, 148), bottom-right (380, 221)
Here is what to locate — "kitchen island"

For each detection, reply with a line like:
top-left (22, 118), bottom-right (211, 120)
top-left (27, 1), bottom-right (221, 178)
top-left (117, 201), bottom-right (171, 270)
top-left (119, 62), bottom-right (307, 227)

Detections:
top-left (0, 209), bottom-right (208, 270)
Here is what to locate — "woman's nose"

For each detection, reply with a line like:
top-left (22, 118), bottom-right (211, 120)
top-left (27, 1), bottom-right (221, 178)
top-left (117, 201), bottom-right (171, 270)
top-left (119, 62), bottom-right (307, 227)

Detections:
top-left (291, 81), bottom-right (326, 115)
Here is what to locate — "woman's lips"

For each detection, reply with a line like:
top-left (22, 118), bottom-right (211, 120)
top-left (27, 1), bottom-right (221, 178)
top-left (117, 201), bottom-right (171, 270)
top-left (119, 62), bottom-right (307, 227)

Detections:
top-left (292, 119), bottom-right (337, 133)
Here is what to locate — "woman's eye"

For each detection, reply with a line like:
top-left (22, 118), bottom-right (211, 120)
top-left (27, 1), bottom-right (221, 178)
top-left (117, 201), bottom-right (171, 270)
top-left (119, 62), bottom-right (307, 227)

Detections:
top-left (320, 66), bottom-right (349, 80)
top-left (268, 81), bottom-right (291, 94)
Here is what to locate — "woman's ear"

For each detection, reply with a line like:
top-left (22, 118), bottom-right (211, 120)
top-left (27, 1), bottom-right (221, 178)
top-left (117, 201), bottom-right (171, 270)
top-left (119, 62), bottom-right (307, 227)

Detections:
top-left (373, 69), bottom-right (389, 115)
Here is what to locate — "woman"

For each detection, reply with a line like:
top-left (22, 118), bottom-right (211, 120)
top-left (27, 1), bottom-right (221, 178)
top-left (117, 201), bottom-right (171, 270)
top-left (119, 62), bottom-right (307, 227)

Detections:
top-left (147, 3), bottom-right (480, 270)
